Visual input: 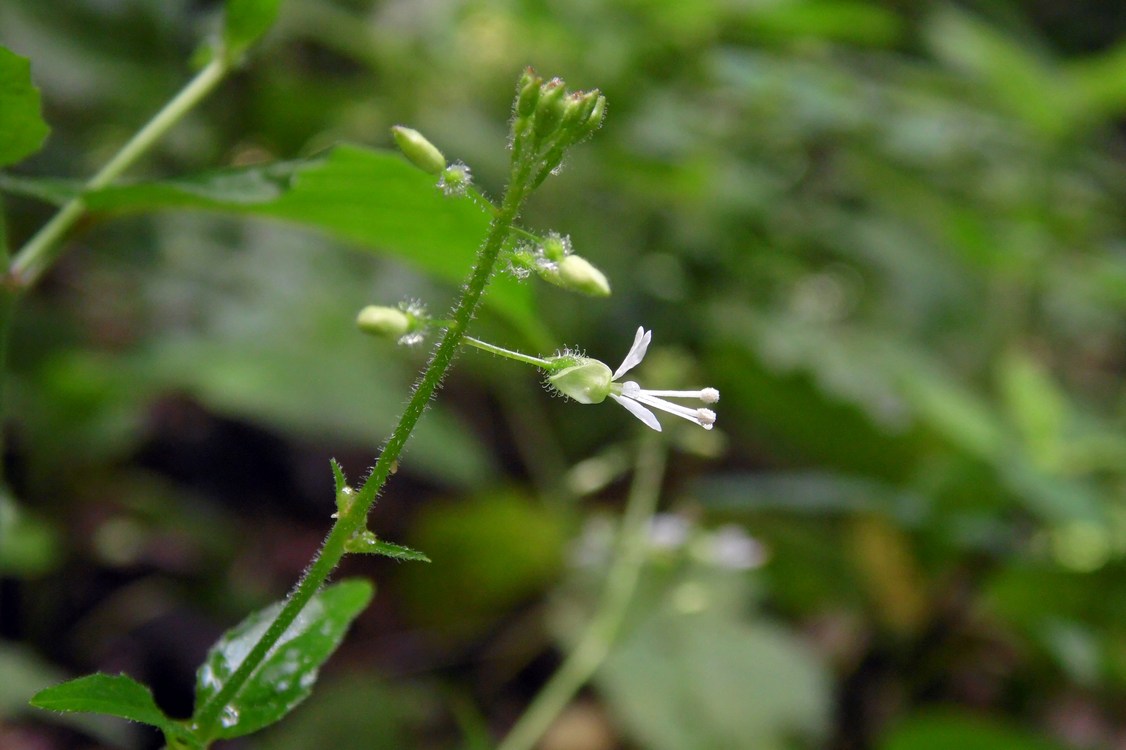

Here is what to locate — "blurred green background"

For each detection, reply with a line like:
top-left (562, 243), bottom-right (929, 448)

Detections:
top-left (2, 0), bottom-right (1126, 748)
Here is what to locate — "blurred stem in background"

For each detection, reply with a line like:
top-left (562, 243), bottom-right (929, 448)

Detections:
top-left (498, 434), bottom-right (666, 750)
top-left (7, 55), bottom-right (229, 287)
top-left (0, 54), bottom-right (232, 492)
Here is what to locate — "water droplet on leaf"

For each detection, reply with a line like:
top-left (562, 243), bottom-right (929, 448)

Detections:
top-left (220, 705), bottom-right (240, 728)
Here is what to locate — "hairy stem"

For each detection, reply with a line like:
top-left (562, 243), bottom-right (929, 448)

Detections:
top-left (497, 434), bottom-right (667, 750)
top-left (191, 164), bottom-right (535, 743)
top-left (8, 56), bottom-right (229, 288)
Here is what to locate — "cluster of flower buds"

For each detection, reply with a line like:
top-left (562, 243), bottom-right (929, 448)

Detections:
top-left (508, 231), bottom-right (611, 297)
top-left (355, 299), bottom-right (429, 346)
top-left (510, 68), bottom-right (606, 190)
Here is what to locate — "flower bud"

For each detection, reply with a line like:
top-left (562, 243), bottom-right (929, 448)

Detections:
top-left (356, 305), bottom-right (411, 338)
top-left (552, 255), bottom-right (611, 297)
top-left (391, 126), bottom-right (446, 175)
top-left (516, 67), bottom-right (541, 118)
top-left (548, 358), bottom-right (613, 404)
top-left (562, 91), bottom-right (597, 131)
top-left (533, 78), bottom-right (568, 143)
top-left (582, 95), bottom-right (607, 136)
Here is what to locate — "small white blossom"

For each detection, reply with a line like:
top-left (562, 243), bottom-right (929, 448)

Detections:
top-left (547, 327), bottom-right (719, 432)
top-left (606, 327), bottom-right (719, 432)
top-left (702, 524), bottom-right (767, 570)
top-left (647, 513), bottom-right (693, 550)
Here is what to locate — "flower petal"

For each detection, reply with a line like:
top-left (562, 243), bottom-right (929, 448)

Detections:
top-left (612, 327), bottom-right (651, 380)
top-left (609, 393), bottom-right (662, 431)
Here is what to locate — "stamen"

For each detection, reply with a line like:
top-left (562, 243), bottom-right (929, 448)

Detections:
top-left (632, 392), bottom-right (712, 425)
top-left (639, 388), bottom-right (720, 403)
top-left (696, 408), bottom-right (716, 428)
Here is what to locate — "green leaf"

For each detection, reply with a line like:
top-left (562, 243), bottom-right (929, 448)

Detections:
top-left (879, 711), bottom-right (1068, 750)
top-left (997, 350), bottom-right (1067, 470)
top-left (748, 0), bottom-right (903, 47)
top-left (3, 644), bottom-right (134, 746)
top-left (0, 173), bottom-right (78, 205)
top-left (0, 487), bottom-right (61, 576)
top-left (0, 46), bottom-right (50, 168)
top-left (345, 532), bottom-right (431, 562)
top-left (224, 0), bottom-right (284, 59)
top-left (30, 673), bottom-right (174, 733)
top-left (925, 8), bottom-right (1071, 137)
top-left (330, 458), bottom-right (347, 495)
top-left (193, 579), bottom-right (373, 741)
top-left (597, 607), bottom-right (830, 750)
top-left (80, 145), bottom-right (548, 347)
top-left (130, 218), bottom-right (493, 487)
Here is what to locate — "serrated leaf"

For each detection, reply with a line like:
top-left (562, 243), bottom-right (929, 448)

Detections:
top-left (0, 46), bottom-right (50, 167)
top-left (224, 0), bottom-right (284, 59)
top-left (30, 673), bottom-right (174, 733)
top-left (78, 145), bottom-right (548, 347)
top-left (193, 579), bottom-right (373, 741)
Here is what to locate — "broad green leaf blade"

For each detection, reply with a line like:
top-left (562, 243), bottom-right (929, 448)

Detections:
top-left (0, 47), bottom-right (50, 167)
top-left (80, 145), bottom-right (547, 347)
top-left (193, 579), bottom-right (373, 740)
top-left (597, 608), bottom-right (830, 750)
top-left (224, 0), bottom-right (284, 58)
top-left (30, 673), bottom-right (174, 733)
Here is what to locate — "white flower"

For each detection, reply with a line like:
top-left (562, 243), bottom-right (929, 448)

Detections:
top-left (608, 327), bottom-right (719, 432)
top-left (700, 524), bottom-right (767, 570)
top-left (548, 327), bottom-right (719, 432)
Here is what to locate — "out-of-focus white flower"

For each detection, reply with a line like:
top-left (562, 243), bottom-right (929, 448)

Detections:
top-left (701, 524), bottom-right (767, 570)
top-left (647, 513), bottom-right (693, 551)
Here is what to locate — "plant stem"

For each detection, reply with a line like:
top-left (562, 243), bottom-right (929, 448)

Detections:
top-left (7, 55), bottom-right (229, 288)
top-left (497, 434), bottom-right (667, 750)
top-left (191, 160), bottom-right (535, 745)
top-left (463, 335), bottom-right (554, 369)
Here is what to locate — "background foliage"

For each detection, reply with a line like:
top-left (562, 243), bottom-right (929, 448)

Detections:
top-left (2, 0), bottom-right (1126, 748)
